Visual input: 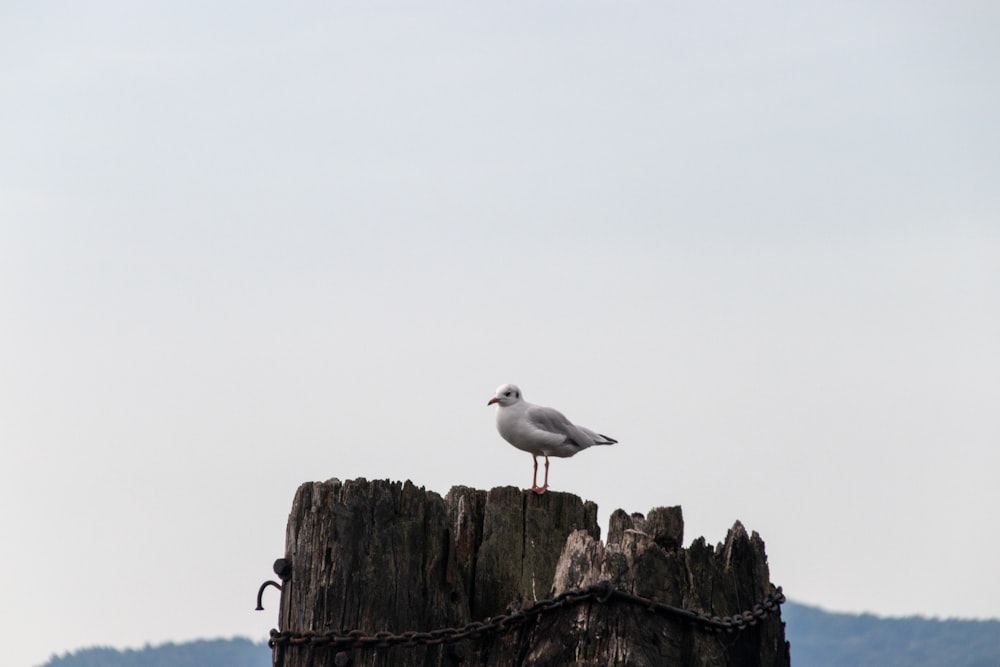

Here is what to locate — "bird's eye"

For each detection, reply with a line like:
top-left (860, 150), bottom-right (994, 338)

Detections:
top-left (504, 391), bottom-right (511, 397)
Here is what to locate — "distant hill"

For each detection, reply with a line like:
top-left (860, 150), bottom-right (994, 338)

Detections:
top-left (38, 603), bottom-right (1000, 667)
top-left (782, 601), bottom-right (1000, 667)
top-left (38, 638), bottom-right (269, 667)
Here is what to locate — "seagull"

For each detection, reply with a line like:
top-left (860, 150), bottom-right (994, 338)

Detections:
top-left (487, 383), bottom-right (617, 494)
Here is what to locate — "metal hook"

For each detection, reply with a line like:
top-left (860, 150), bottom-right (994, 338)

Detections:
top-left (256, 580), bottom-right (282, 611)
top-left (273, 557), bottom-right (293, 581)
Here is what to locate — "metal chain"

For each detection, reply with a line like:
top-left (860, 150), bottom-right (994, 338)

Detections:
top-left (268, 582), bottom-right (785, 651)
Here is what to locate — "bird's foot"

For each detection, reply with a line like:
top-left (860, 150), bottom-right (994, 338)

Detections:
top-left (530, 484), bottom-right (548, 495)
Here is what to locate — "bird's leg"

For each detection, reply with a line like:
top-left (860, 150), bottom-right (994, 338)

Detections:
top-left (530, 456), bottom-right (541, 492)
top-left (532, 456), bottom-right (550, 495)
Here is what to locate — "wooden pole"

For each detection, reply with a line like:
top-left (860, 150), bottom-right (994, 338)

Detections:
top-left (270, 478), bottom-right (788, 667)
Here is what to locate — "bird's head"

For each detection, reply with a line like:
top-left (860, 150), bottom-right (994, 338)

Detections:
top-left (488, 383), bottom-right (522, 407)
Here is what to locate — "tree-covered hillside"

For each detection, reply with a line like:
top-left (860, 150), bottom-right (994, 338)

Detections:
top-left (39, 638), bottom-right (269, 667)
top-left (782, 601), bottom-right (1000, 667)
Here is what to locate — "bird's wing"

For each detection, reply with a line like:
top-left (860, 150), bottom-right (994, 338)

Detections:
top-left (576, 425), bottom-right (617, 445)
top-left (525, 405), bottom-right (589, 449)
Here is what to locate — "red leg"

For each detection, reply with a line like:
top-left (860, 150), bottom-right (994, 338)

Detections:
top-left (530, 456), bottom-right (540, 492)
top-left (533, 456), bottom-right (550, 495)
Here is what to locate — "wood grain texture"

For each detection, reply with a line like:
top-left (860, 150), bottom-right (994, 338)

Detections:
top-left (272, 478), bottom-right (788, 667)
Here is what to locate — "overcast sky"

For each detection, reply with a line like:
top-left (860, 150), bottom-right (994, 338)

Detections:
top-left (2, 3), bottom-right (999, 666)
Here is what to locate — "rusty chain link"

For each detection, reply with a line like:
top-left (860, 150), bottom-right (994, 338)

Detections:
top-left (267, 582), bottom-right (785, 651)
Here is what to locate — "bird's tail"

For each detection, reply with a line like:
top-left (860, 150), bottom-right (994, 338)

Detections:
top-left (579, 426), bottom-right (617, 446)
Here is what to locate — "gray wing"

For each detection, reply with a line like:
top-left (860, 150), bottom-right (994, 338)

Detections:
top-left (525, 405), bottom-right (591, 449)
top-left (576, 425), bottom-right (617, 445)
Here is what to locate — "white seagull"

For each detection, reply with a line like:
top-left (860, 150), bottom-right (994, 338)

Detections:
top-left (487, 383), bottom-right (617, 494)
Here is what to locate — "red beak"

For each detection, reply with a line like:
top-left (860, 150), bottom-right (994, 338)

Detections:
top-left (487, 397), bottom-right (499, 406)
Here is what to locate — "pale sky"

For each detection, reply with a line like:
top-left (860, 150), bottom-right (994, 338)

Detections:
top-left (2, 3), bottom-right (999, 667)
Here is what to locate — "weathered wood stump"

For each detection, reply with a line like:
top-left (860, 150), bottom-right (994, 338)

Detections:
top-left (269, 478), bottom-right (788, 667)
